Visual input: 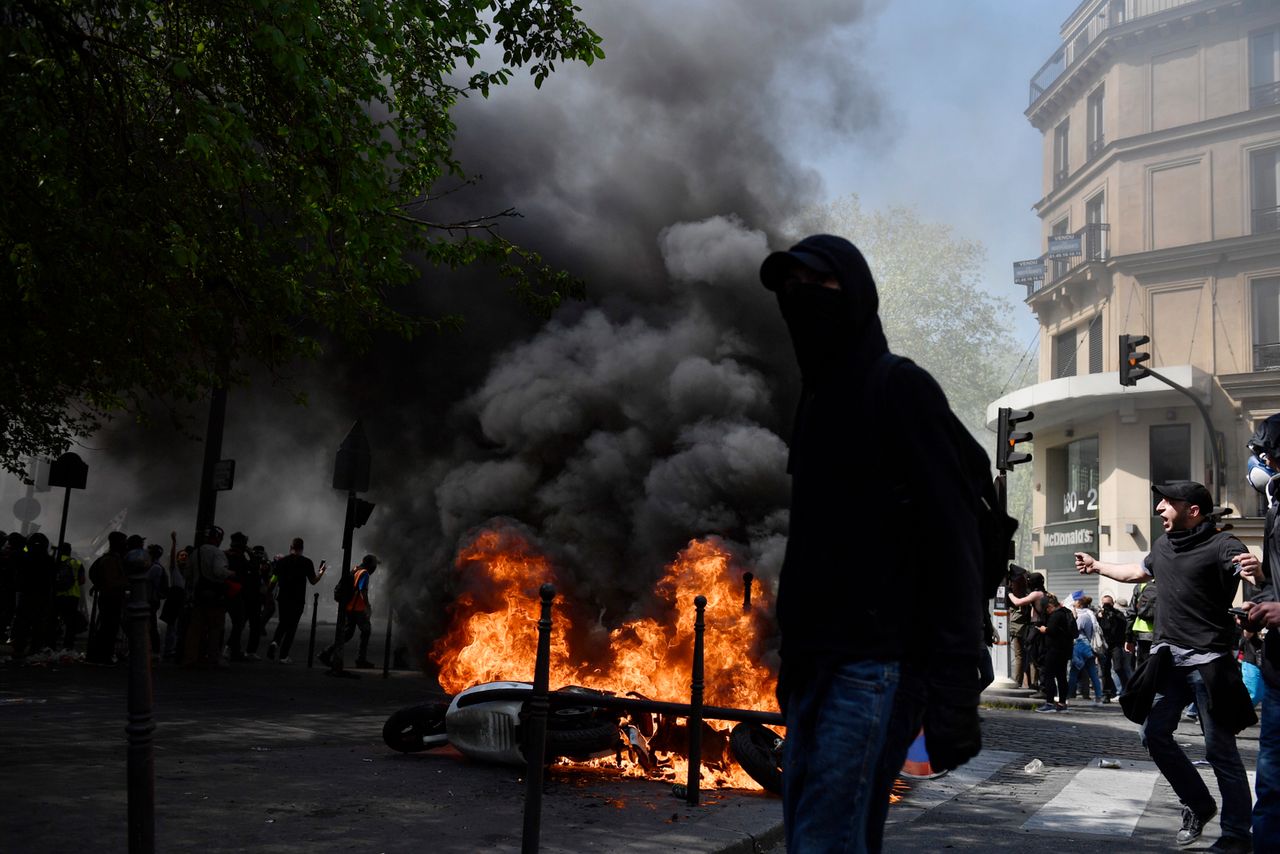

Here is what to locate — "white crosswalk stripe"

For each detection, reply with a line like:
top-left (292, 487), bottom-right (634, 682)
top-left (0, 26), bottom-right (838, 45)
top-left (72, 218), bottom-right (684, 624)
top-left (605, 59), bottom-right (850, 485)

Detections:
top-left (888, 749), bottom-right (1258, 840)
top-left (887, 750), bottom-right (1021, 824)
top-left (1023, 757), bottom-right (1159, 836)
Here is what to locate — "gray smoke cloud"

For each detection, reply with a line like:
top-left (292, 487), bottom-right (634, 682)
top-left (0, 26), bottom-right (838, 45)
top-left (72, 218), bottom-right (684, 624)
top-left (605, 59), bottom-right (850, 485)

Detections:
top-left (19, 0), bottom-right (891, 659)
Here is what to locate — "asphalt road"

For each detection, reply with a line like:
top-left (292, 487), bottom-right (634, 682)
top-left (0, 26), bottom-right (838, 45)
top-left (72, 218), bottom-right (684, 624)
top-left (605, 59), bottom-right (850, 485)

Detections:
top-left (0, 644), bottom-right (1262, 853)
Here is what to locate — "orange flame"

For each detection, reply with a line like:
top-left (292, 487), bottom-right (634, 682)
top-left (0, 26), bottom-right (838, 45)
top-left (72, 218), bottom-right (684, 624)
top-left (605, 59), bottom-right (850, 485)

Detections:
top-left (430, 528), bottom-right (781, 789)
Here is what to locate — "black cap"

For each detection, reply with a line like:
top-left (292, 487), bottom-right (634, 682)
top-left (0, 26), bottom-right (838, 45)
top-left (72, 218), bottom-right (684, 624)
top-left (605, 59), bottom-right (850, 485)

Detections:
top-left (230, 531), bottom-right (249, 546)
top-left (125, 534), bottom-right (146, 550)
top-left (108, 531), bottom-right (128, 547)
top-left (360, 554), bottom-right (379, 569)
top-left (1151, 481), bottom-right (1214, 517)
top-left (759, 245), bottom-right (836, 292)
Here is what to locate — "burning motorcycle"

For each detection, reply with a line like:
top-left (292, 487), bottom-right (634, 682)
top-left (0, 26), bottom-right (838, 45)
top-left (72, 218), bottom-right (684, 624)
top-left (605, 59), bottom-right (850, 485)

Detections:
top-left (382, 680), bottom-right (785, 794)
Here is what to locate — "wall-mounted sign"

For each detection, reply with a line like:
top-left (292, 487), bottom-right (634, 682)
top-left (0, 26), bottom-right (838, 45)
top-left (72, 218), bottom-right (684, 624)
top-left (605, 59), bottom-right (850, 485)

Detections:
top-left (1047, 233), bottom-right (1082, 259)
top-left (1014, 259), bottom-right (1047, 284)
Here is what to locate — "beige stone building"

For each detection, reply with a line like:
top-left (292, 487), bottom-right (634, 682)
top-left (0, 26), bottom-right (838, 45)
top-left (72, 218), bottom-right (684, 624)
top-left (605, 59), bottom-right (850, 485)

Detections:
top-left (991, 0), bottom-right (1280, 604)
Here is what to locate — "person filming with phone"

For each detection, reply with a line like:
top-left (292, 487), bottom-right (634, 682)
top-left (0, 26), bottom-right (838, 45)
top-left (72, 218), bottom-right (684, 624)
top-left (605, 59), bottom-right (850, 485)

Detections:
top-left (1074, 480), bottom-right (1259, 852)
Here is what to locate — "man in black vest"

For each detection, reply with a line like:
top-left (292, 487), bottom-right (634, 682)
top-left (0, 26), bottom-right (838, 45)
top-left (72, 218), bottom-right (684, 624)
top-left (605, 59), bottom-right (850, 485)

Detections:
top-left (1077, 481), bottom-right (1256, 851)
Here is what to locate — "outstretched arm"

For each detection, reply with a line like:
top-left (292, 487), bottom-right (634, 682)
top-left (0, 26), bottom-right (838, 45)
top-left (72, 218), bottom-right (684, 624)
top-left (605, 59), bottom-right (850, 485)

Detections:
top-left (1075, 552), bottom-right (1150, 583)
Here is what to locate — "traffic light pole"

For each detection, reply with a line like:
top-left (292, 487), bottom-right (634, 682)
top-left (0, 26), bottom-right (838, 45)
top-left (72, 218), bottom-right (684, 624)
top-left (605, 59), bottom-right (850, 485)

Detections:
top-left (1138, 368), bottom-right (1224, 507)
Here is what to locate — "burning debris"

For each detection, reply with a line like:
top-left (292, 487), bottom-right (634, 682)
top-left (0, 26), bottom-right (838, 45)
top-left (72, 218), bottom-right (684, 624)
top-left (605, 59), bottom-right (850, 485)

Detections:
top-left (412, 525), bottom-right (783, 790)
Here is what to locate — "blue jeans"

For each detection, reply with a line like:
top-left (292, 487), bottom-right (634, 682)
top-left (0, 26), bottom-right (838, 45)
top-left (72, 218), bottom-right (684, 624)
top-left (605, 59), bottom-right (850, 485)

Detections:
top-left (1142, 664), bottom-right (1252, 839)
top-left (782, 659), bottom-right (924, 853)
top-left (1067, 640), bottom-right (1104, 700)
top-left (1256, 679), bottom-right (1280, 846)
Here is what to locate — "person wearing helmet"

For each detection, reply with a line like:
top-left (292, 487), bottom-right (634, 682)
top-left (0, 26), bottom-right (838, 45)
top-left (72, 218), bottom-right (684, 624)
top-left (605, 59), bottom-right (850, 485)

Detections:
top-left (1237, 413), bottom-right (1280, 847)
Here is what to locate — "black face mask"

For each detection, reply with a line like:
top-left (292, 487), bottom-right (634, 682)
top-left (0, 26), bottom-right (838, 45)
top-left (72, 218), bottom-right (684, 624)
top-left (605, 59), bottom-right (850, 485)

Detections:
top-left (778, 286), bottom-right (847, 384)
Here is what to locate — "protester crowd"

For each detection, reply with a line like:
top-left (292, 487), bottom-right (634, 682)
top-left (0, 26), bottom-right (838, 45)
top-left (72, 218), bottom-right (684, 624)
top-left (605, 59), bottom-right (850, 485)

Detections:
top-left (0, 523), bottom-right (379, 670)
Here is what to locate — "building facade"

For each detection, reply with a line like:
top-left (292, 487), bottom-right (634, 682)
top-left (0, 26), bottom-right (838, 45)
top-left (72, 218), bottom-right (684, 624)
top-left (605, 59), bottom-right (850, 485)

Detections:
top-left (993, 0), bottom-right (1280, 602)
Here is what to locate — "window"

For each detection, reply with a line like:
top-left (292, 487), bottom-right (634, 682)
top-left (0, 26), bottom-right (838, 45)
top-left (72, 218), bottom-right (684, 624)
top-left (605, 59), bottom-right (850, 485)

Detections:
top-left (1087, 86), bottom-right (1105, 159)
top-left (1252, 148), bottom-right (1280, 234)
top-left (1053, 328), bottom-right (1077, 379)
top-left (1084, 192), bottom-right (1108, 261)
top-left (1252, 28), bottom-right (1280, 109)
top-left (1253, 275), bottom-right (1280, 371)
top-left (1053, 119), bottom-right (1070, 188)
top-left (1088, 315), bottom-right (1102, 374)
top-left (1047, 437), bottom-right (1099, 524)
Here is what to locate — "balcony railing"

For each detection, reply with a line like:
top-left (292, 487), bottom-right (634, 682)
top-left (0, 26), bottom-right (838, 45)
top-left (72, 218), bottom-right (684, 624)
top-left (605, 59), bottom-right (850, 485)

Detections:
top-left (1087, 135), bottom-right (1106, 160)
top-left (1053, 167), bottom-right (1070, 190)
top-left (1253, 81), bottom-right (1280, 110)
top-left (1020, 222), bottom-right (1110, 299)
top-left (1255, 343), bottom-right (1280, 371)
top-left (1029, 0), bottom-right (1201, 107)
top-left (1254, 206), bottom-right (1280, 235)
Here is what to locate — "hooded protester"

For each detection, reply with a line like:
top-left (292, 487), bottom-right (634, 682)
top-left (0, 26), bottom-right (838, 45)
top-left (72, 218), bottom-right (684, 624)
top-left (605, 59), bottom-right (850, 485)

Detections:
top-left (759, 234), bottom-right (986, 853)
top-left (11, 532), bottom-right (57, 658)
top-left (87, 531), bottom-right (129, 665)
top-left (1237, 413), bottom-right (1280, 847)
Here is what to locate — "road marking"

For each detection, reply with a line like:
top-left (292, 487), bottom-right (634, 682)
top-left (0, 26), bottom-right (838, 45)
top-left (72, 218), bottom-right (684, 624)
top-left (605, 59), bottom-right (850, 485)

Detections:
top-left (1023, 757), bottom-right (1158, 837)
top-left (888, 749), bottom-right (1021, 823)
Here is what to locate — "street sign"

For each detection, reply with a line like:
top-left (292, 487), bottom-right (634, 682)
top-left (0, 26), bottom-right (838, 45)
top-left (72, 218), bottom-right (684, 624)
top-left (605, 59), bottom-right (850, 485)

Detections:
top-left (1047, 233), bottom-right (1082, 259)
top-left (13, 497), bottom-right (40, 523)
top-left (212, 459), bottom-right (236, 491)
top-left (49, 452), bottom-right (89, 490)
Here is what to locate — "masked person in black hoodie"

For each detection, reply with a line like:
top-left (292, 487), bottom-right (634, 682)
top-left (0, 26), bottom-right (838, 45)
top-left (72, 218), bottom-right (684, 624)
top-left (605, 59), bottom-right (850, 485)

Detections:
top-left (1076, 481), bottom-right (1258, 851)
top-left (760, 235), bottom-right (986, 854)
top-left (1236, 413), bottom-right (1280, 850)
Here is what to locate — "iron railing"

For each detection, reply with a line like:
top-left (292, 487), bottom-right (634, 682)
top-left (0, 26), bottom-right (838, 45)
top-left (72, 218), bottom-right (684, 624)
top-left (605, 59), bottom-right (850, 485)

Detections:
top-left (1255, 343), bottom-right (1280, 371)
top-left (1252, 81), bottom-right (1280, 110)
top-left (1030, 0), bottom-right (1201, 107)
top-left (1022, 222), bottom-right (1110, 300)
top-left (1054, 167), bottom-right (1070, 190)
top-left (1254, 206), bottom-right (1280, 235)
top-left (1088, 135), bottom-right (1106, 160)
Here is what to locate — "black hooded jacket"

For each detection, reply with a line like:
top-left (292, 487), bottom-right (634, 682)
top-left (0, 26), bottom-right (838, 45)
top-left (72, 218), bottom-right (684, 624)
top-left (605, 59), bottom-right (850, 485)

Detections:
top-left (771, 235), bottom-right (984, 667)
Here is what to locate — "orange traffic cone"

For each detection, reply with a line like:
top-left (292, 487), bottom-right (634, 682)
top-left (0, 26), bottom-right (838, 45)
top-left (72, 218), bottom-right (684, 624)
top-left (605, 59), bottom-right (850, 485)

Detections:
top-left (899, 728), bottom-right (948, 780)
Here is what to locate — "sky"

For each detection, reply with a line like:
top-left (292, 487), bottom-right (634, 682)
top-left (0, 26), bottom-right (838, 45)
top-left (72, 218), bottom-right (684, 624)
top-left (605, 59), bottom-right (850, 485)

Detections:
top-left (4, 1), bottom-right (1070, 645)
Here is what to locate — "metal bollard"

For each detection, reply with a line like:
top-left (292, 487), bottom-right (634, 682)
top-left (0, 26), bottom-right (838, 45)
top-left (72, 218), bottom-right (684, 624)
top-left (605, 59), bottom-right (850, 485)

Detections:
top-left (382, 600), bottom-right (393, 679)
top-left (686, 594), bottom-right (707, 807)
top-left (521, 583), bottom-right (555, 854)
top-left (307, 592), bottom-right (318, 669)
top-left (125, 566), bottom-right (155, 852)
top-left (741, 572), bottom-right (753, 613)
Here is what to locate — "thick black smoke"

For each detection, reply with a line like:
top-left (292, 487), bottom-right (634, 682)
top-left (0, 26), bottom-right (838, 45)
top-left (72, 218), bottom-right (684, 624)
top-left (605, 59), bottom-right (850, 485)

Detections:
top-left (23, 1), bottom-right (887, 650)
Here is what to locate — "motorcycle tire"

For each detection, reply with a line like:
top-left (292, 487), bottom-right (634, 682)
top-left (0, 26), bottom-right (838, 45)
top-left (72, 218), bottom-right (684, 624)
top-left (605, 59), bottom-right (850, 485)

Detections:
top-left (382, 702), bottom-right (449, 753)
top-left (540, 720), bottom-right (621, 761)
top-left (729, 722), bottom-right (784, 794)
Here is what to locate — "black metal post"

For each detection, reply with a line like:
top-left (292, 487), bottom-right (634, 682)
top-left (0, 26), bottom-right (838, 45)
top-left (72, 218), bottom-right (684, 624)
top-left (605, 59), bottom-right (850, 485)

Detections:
top-left (328, 491), bottom-right (357, 678)
top-left (521, 583), bottom-right (555, 854)
top-left (192, 385), bottom-right (227, 546)
top-left (1144, 367), bottom-right (1225, 506)
top-left (741, 572), bottom-right (753, 613)
top-left (382, 600), bottom-right (393, 679)
top-left (125, 563), bottom-right (155, 853)
top-left (56, 486), bottom-right (72, 555)
top-left (686, 594), bottom-right (707, 807)
top-left (307, 592), bottom-right (319, 669)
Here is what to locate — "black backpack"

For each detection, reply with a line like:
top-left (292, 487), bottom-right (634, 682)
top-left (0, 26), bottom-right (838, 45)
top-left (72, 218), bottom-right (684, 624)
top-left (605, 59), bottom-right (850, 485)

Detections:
top-left (869, 353), bottom-right (1019, 600)
top-left (1134, 581), bottom-right (1157, 623)
top-left (333, 569), bottom-right (354, 603)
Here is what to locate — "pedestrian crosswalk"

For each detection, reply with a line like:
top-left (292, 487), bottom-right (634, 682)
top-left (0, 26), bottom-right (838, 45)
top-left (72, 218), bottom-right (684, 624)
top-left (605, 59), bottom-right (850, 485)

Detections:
top-left (888, 750), bottom-right (1258, 840)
